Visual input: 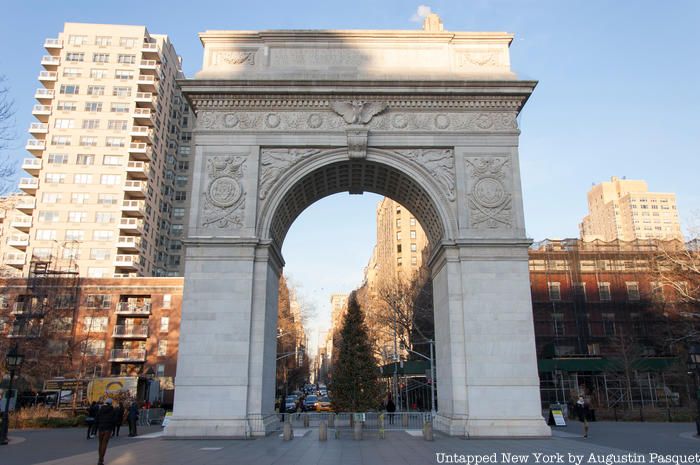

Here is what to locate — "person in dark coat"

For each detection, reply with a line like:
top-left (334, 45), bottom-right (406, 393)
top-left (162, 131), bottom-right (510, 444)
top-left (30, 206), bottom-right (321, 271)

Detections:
top-left (95, 398), bottom-right (118, 465)
top-left (574, 395), bottom-right (590, 438)
top-left (386, 395), bottom-right (396, 425)
top-left (127, 402), bottom-right (139, 437)
top-left (86, 401), bottom-right (99, 439)
top-left (112, 402), bottom-right (125, 437)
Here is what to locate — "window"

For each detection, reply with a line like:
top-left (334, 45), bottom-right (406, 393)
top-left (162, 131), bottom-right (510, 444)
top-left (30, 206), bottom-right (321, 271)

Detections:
top-left (47, 153), bottom-right (68, 164)
top-left (157, 340), bottom-right (168, 356)
top-left (177, 161), bottom-right (189, 171)
top-left (626, 282), bottom-right (640, 301)
top-left (62, 248), bottom-right (79, 260)
top-left (42, 192), bottom-right (62, 203)
top-left (35, 229), bottom-right (56, 240)
top-left (160, 317), bottom-right (169, 333)
top-left (81, 340), bottom-right (105, 356)
top-left (602, 313), bottom-right (616, 336)
top-left (74, 174), bottom-right (92, 184)
top-left (45, 173), bottom-right (66, 184)
top-left (119, 37), bottom-right (138, 48)
top-left (92, 53), bottom-right (109, 63)
top-left (95, 36), bottom-right (112, 46)
top-left (67, 35), bottom-right (88, 46)
top-left (85, 294), bottom-right (111, 309)
top-left (105, 137), bottom-right (125, 147)
top-left (54, 118), bottom-right (74, 129)
top-left (87, 85), bottom-right (105, 96)
top-left (397, 256), bottom-right (403, 267)
top-left (170, 224), bottom-right (183, 237)
top-left (396, 219), bottom-right (401, 228)
top-left (156, 364), bottom-right (165, 377)
top-left (71, 193), bottom-right (90, 204)
top-left (65, 51), bottom-right (84, 62)
top-left (573, 282), bottom-right (586, 300)
top-left (68, 211), bottom-right (88, 222)
top-left (59, 84), bottom-right (80, 94)
top-left (115, 69), bottom-right (134, 80)
top-left (38, 211), bottom-right (60, 222)
top-left (175, 175), bottom-right (188, 187)
top-left (57, 101), bottom-right (77, 111)
top-left (87, 267), bottom-right (108, 278)
top-left (396, 244), bottom-right (402, 253)
top-left (410, 230), bottom-right (417, 239)
top-left (113, 86), bottom-right (131, 97)
top-left (117, 54), bottom-right (136, 64)
top-left (598, 282), bottom-right (611, 301)
top-left (33, 247), bottom-right (52, 259)
top-left (100, 174), bottom-right (121, 185)
top-left (410, 243), bottom-right (417, 252)
top-left (82, 119), bottom-right (100, 129)
top-left (107, 120), bottom-right (128, 130)
top-left (110, 103), bottom-right (130, 113)
top-left (90, 248), bottom-right (111, 260)
top-left (103, 155), bottom-right (122, 166)
top-left (548, 282), bottom-right (561, 301)
top-left (172, 207), bottom-right (185, 219)
top-left (84, 102), bottom-right (102, 112)
top-left (98, 193), bottom-right (118, 205)
top-left (175, 191), bottom-right (187, 201)
top-left (93, 230), bottom-right (113, 241)
top-left (65, 230), bottom-right (85, 241)
top-left (552, 313), bottom-right (565, 336)
top-left (76, 154), bottom-right (95, 165)
top-left (411, 256), bottom-right (417, 265)
top-left (95, 212), bottom-right (118, 223)
top-left (62, 67), bottom-right (82, 77)
top-left (396, 232), bottom-right (401, 241)
top-left (410, 218), bottom-right (416, 226)
top-left (51, 135), bottom-right (71, 146)
top-left (89, 68), bottom-right (108, 79)
top-left (650, 281), bottom-right (665, 302)
top-left (83, 317), bottom-right (108, 332)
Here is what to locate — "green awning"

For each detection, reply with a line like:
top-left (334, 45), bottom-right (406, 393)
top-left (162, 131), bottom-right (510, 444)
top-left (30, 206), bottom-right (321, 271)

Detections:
top-left (379, 360), bottom-right (430, 377)
top-left (538, 357), bottom-right (679, 373)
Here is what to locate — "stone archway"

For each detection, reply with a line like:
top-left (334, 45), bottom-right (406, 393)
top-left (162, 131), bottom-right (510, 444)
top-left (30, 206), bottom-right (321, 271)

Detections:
top-left (165, 22), bottom-right (550, 438)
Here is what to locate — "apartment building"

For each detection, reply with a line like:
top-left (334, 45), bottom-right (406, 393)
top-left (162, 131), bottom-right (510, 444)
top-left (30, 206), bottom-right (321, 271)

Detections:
top-left (12, 23), bottom-right (192, 278)
top-left (579, 176), bottom-right (682, 242)
top-left (0, 276), bottom-right (182, 405)
top-left (0, 194), bottom-right (36, 276)
top-left (374, 198), bottom-right (429, 280)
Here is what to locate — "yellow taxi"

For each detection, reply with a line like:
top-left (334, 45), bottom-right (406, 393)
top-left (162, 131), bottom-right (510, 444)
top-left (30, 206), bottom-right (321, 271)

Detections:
top-left (315, 396), bottom-right (333, 412)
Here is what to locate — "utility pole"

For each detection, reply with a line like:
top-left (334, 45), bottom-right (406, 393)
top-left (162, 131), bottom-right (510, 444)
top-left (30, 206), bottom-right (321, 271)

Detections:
top-left (393, 306), bottom-right (399, 409)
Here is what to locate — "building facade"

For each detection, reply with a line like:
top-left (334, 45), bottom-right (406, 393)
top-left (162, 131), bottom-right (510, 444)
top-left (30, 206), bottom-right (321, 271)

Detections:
top-left (0, 276), bottom-right (182, 405)
top-left (12, 23), bottom-right (193, 278)
top-left (580, 176), bottom-right (682, 242)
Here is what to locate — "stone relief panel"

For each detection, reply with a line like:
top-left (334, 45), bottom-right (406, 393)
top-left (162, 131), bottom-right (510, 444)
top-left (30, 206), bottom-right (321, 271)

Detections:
top-left (201, 156), bottom-right (247, 229)
top-left (196, 110), bottom-right (517, 132)
top-left (453, 49), bottom-right (508, 69)
top-left (388, 149), bottom-right (456, 202)
top-left (258, 148), bottom-right (324, 200)
top-left (464, 157), bottom-right (513, 229)
top-left (210, 48), bottom-right (257, 66)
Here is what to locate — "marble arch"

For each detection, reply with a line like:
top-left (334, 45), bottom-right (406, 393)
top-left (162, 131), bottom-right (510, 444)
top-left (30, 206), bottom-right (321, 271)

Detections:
top-left (165, 20), bottom-right (550, 438)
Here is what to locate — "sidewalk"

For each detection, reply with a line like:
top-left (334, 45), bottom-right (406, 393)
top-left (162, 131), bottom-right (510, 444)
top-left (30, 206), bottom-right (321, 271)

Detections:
top-left (2, 421), bottom-right (698, 465)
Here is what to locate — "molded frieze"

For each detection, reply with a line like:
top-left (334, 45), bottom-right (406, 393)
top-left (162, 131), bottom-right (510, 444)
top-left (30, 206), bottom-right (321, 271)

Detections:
top-left (465, 157), bottom-right (513, 229)
top-left (201, 156), bottom-right (247, 229)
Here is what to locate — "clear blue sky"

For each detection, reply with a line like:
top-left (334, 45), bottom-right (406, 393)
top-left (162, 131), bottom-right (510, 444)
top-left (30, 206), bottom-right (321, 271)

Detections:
top-left (2, 1), bottom-right (699, 340)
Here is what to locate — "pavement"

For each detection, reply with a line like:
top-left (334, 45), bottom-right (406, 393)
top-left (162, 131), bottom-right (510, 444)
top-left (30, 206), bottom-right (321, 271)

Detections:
top-left (1, 421), bottom-right (698, 465)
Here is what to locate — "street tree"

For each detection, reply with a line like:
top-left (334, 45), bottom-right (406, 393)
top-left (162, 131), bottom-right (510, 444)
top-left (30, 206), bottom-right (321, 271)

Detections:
top-left (0, 76), bottom-right (17, 194)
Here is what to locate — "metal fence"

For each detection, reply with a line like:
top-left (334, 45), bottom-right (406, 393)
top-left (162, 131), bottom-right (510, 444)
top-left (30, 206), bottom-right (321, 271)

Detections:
top-left (278, 411), bottom-right (434, 434)
top-left (138, 408), bottom-right (165, 426)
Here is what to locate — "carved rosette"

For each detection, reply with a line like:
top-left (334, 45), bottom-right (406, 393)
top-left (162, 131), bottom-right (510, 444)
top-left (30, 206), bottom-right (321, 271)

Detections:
top-left (258, 149), bottom-right (323, 200)
top-left (202, 156), bottom-right (247, 229)
top-left (465, 157), bottom-right (513, 229)
top-left (212, 50), bottom-right (256, 66)
top-left (196, 110), bottom-right (517, 132)
top-left (391, 149), bottom-right (456, 202)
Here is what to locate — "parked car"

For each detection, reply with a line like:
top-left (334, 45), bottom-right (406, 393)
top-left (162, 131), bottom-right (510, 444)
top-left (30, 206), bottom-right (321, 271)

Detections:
top-left (285, 395), bottom-right (299, 413)
top-left (302, 395), bottom-right (318, 411)
top-left (315, 396), bottom-right (332, 412)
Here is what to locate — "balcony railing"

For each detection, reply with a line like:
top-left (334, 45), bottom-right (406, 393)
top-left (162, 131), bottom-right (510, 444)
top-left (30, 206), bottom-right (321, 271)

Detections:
top-left (34, 88), bottom-right (54, 100)
top-left (44, 38), bottom-right (63, 48)
top-left (141, 42), bottom-right (158, 52)
top-left (15, 198), bottom-right (36, 210)
top-left (41, 55), bottom-right (60, 66)
top-left (109, 348), bottom-right (146, 362)
top-left (10, 216), bottom-right (33, 228)
top-left (29, 122), bottom-right (49, 133)
top-left (22, 157), bottom-right (42, 170)
top-left (32, 104), bottom-right (51, 114)
top-left (116, 302), bottom-right (151, 315)
top-left (114, 254), bottom-right (139, 267)
top-left (4, 253), bottom-right (26, 266)
top-left (117, 236), bottom-right (141, 249)
top-left (26, 139), bottom-right (46, 151)
top-left (7, 235), bottom-right (29, 247)
top-left (113, 325), bottom-right (148, 338)
top-left (38, 71), bottom-right (57, 81)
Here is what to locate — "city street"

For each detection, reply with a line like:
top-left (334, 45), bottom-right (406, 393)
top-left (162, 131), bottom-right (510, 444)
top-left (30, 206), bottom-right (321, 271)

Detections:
top-left (1, 421), bottom-right (698, 465)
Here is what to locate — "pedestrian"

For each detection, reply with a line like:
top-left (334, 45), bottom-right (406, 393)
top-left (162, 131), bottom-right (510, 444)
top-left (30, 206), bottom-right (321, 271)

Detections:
top-left (575, 395), bottom-right (590, 438)
top-left (386, 395), bottom-right (396, 425)
top-left (127, 402), bottom-right (139, 437)
top-left (112, 402), bottom-right (125, 437)
top-left (86, 401), bottom-right (99, 439)
top-left (95, 398), bottom-right (117, 465)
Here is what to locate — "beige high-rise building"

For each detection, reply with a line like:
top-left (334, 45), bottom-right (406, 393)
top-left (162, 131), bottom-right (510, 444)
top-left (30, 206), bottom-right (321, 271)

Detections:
top-left (10, 23), bottom-right (193, 278)
top-left (580, 176), bottom-right (682, 242)
top-left (0, 194), bottom-right (37, 276)
top-left (375, 198), bottom-right (429, 280)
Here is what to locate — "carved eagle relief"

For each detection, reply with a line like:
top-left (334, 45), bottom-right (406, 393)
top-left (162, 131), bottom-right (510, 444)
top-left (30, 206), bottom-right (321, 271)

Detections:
top-left (330, 100), bottom-right (388, 124)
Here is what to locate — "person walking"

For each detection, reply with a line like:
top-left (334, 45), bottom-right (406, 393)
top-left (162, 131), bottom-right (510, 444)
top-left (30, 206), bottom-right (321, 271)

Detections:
top-left (95, 399), bottom-right (117, 465)
top-left (386, 395), bottom-right (396, 425)
top-left (112, 402), bottom-right (125, 437)
top-left (575, 395), bottom-right (590, 438)
top-left (86, 401), bottom-right (99, 439)
top-left (127, 402), bottom-right (139, 437)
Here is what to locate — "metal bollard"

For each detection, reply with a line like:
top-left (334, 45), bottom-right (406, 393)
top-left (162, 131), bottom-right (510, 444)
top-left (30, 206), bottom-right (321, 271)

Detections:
top-left (378, 413), bottom-right (385, 439)
top-left (353, 420), bottom-right (363, 440)
top-left (423, 420), bottom-right (434, 441)
top-left (283, 421), bottom-right (294, 441)
top-left (319, 420), bottom-right (328, 441)
top-left (329, 413), bottom-right (335, 427)
top-left (303, 414), bottom-right (310, 428)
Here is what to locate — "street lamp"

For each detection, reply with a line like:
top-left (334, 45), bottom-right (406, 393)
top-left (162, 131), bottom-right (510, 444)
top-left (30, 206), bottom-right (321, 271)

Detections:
top-left (688, 345), bottom-right (700, 436)
top-left (143, 367), bottom-right (156, 405)
top-left (1, 344), bottom-right (24, 445)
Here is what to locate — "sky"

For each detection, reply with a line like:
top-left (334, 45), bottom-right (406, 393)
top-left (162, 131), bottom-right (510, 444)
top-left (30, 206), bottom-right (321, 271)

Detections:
top-left (1, 1), bottom-right (699, 347)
